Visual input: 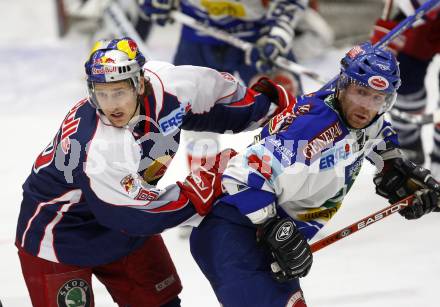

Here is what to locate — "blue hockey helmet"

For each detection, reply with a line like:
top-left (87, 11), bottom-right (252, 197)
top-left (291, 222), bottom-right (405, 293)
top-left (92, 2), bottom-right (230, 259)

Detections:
top-left (85, 37), bottom-right (146, 107)
top-left (337, 42), bottom-right (401, 114)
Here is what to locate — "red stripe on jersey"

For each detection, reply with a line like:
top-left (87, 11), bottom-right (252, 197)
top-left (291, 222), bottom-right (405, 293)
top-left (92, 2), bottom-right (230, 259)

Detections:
top-left (226, 90), bottom-right (256, 108)
top-left (145, 193), bottom-right (189, 213)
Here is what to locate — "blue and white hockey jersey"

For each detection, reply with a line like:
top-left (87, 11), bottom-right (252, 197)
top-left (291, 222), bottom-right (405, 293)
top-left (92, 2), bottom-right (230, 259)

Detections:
top-left (15, 61), bottom-right (277, 266)
top-left (179, 0), bottom-right (308, 44)
top-left (221, 90), bottom-right (399, 240)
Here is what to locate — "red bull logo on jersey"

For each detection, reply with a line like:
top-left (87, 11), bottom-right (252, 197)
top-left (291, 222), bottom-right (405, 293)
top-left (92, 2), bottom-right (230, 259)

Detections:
top-left (120, 174), bottom-right (161, 201)
top-left (368, 75), bottom-right (389, 91)
top-left (121, 174), bottom-right (137, 194)
top-left (303, 122), bottom-right (343, 159)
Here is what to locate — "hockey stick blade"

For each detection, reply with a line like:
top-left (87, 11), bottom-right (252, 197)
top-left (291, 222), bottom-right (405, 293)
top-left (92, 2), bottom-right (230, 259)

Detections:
top-left (310, 195), bottom-right (415, 253)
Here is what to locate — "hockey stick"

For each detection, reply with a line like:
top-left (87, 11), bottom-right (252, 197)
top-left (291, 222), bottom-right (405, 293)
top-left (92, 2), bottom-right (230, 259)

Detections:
top-left (310, 195), bottom-right (416, 253)
top-left (389, 108), bottom-right (440, 126)
top-left (322, 0), bottom-right (440, 90)
top-left (103, 0), bottom-right (151, 59)
top-left (169, 11), bottom-right (327, 84)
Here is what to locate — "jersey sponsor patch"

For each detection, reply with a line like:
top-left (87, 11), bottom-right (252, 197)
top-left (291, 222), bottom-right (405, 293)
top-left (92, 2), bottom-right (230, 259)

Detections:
top-left (345, 154), bottom-right (364, 184)
top-left (319, 142), bottom-right (351, 170)
top-left (200, 0), bottom-right (246, 17)
top-left (266, 137), bottom-right (295, 164)
top-left (158, 105), bottom-right (185, 136)
top-left (57, 279), bottom-right (91, 307)
top-left (155, 274), bottom-right (177, 292)
top-left (296, 203), bottom-right (341, 222)
top-left (303, 121), bottom-right (343, 159)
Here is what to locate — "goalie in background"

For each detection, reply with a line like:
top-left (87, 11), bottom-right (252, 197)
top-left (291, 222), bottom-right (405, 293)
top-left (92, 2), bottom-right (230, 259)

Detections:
top-left (189, 42), bottom-right (440, 307)
top-left (371, 0), bottom-right (440, 172)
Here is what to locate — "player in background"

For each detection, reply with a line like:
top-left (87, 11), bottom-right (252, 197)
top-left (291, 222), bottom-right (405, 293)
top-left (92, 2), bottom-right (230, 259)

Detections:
top-left (189, 42), bottom-right (440, 306)
top-left (15, 37), bottom-right (292, 307)
top-left (371, 0), bottom-right (440, 169)
top-left (139, 0), bottom-right (310, 172)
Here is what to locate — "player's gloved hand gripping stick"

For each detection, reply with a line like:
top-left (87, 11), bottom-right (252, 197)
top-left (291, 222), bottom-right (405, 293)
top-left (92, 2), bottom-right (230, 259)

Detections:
top-left (259, 158), bottom-right (440, 281)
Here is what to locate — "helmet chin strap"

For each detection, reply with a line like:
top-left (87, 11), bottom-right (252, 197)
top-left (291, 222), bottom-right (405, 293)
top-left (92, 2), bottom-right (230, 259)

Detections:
top-left (125, 95), bottom-right (143, 127)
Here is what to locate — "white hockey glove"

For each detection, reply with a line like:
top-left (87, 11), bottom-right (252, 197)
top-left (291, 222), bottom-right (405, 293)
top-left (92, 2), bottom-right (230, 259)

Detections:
top-left (245, 0), bottom-right (306, 73)
top-left (139, 0), bottom-right (177, 26)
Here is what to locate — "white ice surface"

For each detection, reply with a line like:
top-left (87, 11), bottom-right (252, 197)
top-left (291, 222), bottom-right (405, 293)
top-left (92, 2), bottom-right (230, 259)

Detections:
top-left (1, 1), bottom-right (439, 306)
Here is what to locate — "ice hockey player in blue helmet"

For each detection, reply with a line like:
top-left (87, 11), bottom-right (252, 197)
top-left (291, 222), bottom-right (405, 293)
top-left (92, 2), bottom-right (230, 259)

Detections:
top-left (189, 42), bottom-right (440, 307)
top-left (15, 37), bottom-right (294, 306)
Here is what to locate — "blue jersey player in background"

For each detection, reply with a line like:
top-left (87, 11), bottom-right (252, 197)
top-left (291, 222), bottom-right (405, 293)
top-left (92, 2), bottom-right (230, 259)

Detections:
top-left (139, 0), bottom-right (308, 187)
top-left (15, 37), bottom-right (292, 307)
top-left (189, 42), bottom-right (440, 307)
top-left (139, 0), bottom-right (307, 90)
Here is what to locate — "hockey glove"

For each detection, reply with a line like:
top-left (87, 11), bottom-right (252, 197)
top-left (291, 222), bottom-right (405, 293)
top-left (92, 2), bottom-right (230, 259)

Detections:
top-left (251, 77), bottom-right (295, 116)
top-left (373, 158), bottom-right (440, 219)
top-left (245, 0), bottom-right (304, 73)
top-left (177, 148), bottom-right (237, 216)
top-left (257, 217), bottom-right (313, 282)
top-left (139, 0), bottom-right (176, 26)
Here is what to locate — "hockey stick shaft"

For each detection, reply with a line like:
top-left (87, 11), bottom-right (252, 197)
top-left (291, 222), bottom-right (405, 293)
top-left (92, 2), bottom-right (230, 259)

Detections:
top-left (170, 11), bottom-right (327, 84)
top-left (310, 195), bottom-right (415, 253)
top-left (322, 0), bottom-right (440, 90)
top-left (104, 1), bottom-right (151, 60)
top-left (389, 108), bottom-right (440, 126)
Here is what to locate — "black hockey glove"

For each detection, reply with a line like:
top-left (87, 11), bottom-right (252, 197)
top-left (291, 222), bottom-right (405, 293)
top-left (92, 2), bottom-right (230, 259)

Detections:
top-left (374, 158), bottom-right (440, 219)
top-left (257, 217), bottom-right (312, 282)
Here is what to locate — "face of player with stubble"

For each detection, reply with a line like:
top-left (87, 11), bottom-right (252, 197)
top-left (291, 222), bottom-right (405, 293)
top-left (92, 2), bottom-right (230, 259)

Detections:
top-left (94, 79), bottom-right (144, 127)
top-left (338, 84), bottom-right (387, 129)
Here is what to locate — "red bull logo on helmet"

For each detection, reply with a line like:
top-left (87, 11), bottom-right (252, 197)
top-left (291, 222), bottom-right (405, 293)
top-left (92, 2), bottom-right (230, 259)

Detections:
top-left (116, 39), bottom-right (138, 60)
top-left (93, 56), bottom-right (116, 64)
top-left (91, 66), bottom-right (117, 75)
top-left (368, 75), bottom-right (389, 91)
